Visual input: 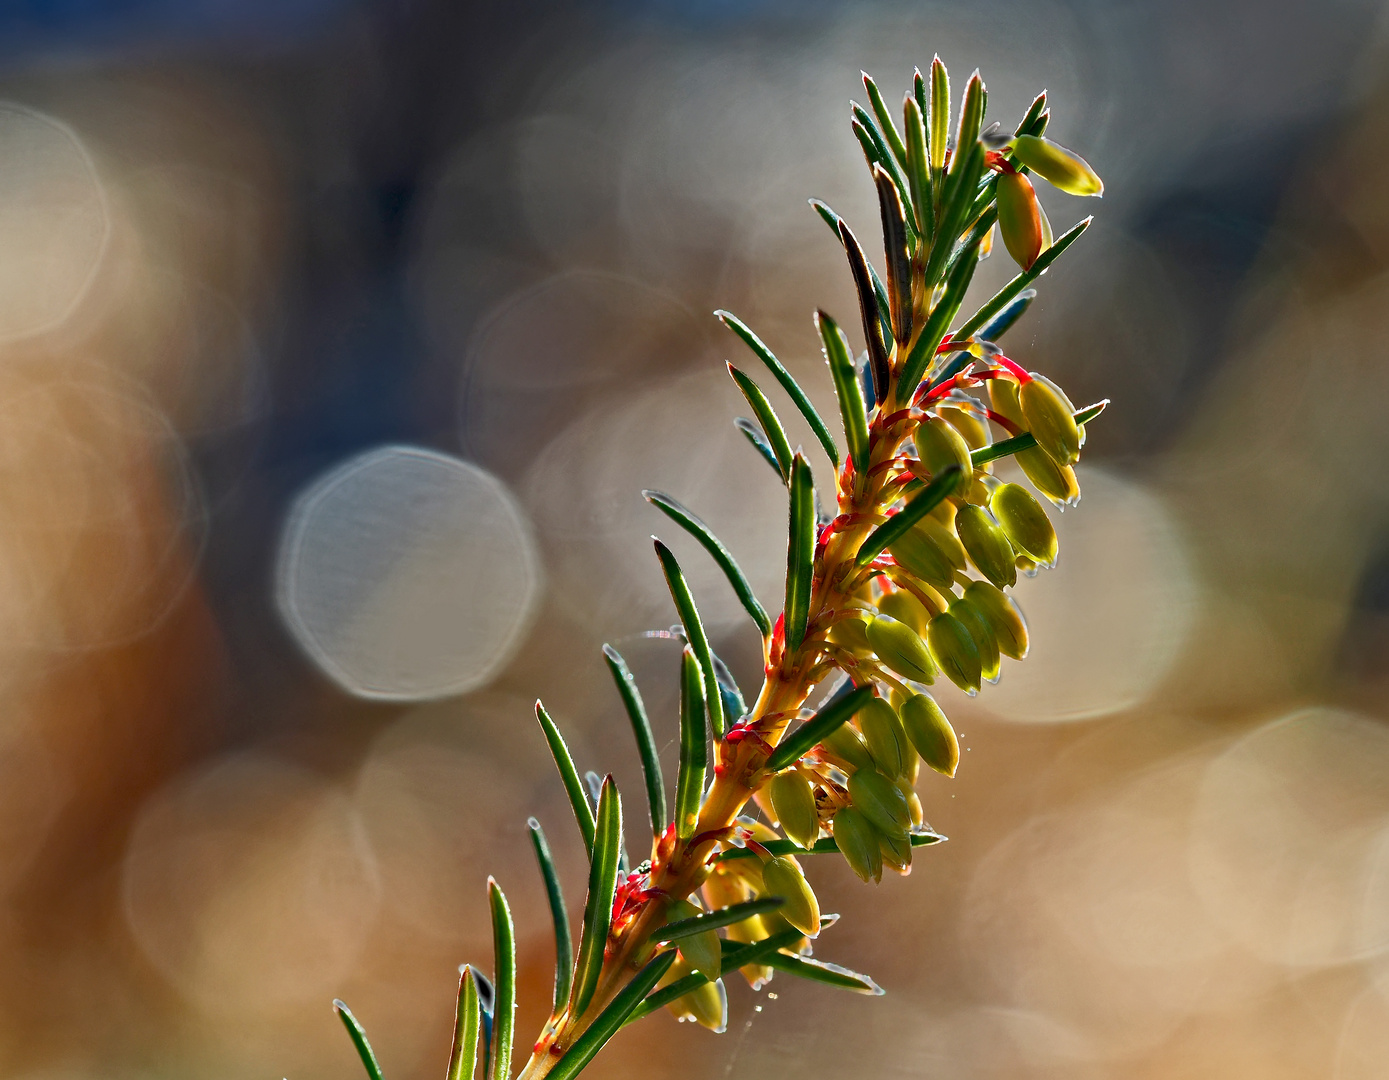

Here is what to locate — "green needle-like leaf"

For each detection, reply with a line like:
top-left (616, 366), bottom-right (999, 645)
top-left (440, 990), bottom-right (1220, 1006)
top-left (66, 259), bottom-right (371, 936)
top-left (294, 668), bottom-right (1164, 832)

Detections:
top-left (1015, 91), bottom-right (1047, 138)
top-left (972, 401), bottom-right (1108, 466)
top-left (713, 829), bottom-right (946, 861)
top-left (535, 701), bottom-right (596, 856)
top-left (873, 166), bottom-right (914, 347)
top-left (954, 217), bottom-right (1092, 342)
top-left (851, 105), bottom-right (916, 243)
top-left (784, 453), bottom-right (816, 652)
top-left (763, 952), bottom-right (883, 995)
top-left (836, 219), bottom-right (890, 404)
top-left (954, 71), bottom-right (985, 166)
top-left (527, 819), bottom-right (573, 1014)
top-left (600, 644), bottom-right (667, 832)
top-left (488, 879), bottom-right (516, 1080)
top-left (727, 365), bottom-right (794, 481)
top-left (900, 228), bottom-right (983, 398)
top-left (717, 310), bottom-right (840, 469)
top-left (921, 138), bottom-right (984, 290)
top-left (862, 71), bottom-right (907, 167)
top-left (903, 93), bottom-right (933, 241)
top-left (816, 312), bottom-right (869, 475)
top-left (811, 201), bottom-right (893, 346)
top-left (654, 539), bottom-right (725, 739)
top-left (765, 683), bottom-right (875, 772)
top-left (734, 416), bottom-right (783, 476)
top-left (627, 929), bottom-right (805, 1025)
top-left (977, 288), bottom-right (1036, 342)
top-left (929, 56), bottom-right (950, 175)
top-left (334, 1000), bottom-right (385, 1080)
top-left (547, 950), bottom-right (678, 1080)
top-left (570, 776), bottom-right (623, 1020)
top-left (655, 897), bottom-right (786, 942)
top-left (854, 466), bottom-right (965, 567)
top-left (643, 492), bottom-right (771, 639)
top-left (675, 646), bottom-right (707, 841)
top-left (447, 966), bottom-right (482, 1080)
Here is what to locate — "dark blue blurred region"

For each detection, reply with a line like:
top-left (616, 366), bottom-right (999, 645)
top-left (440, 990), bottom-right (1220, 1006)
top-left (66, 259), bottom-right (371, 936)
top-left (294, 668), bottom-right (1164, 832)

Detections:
top-left (0, 0), bottom-right (360, 59)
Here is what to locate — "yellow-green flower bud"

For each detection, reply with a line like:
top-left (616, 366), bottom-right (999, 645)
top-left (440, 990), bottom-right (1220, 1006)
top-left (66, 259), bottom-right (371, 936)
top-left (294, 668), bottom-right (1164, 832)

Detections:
top-left (857, 696), bottom-right (910, 780)
top-left (939, 405), bottom-right (990, 451)
top-left (660, 957), bottom-right (728, 1031)
top-left (768, 771), bottom-right (819, 850)
top-left (666, 899), bottom-right (721, 980)
top-left (1016, 553), bottom-right (1038, 577)
top-left (913, 415), bottom-right (973, 479)
top-left (879, 827), bottom-right (913, 873)
top-left (905, 788), bottom-right (924, 827)
top-left (900, 692), bottom-right (959, 777)
top-left (954, 504), bottom-right (1017, 588)
top-left (820, 721), bottom-right (873, 772)
top-left (990, 482), bottom-right (1057, 566)
top-left (722, 911), bottom-right (772, 989)
top-left (865, 614), bottom-right (938, 684)
top-left (827, 615), bottom-right (872, 655)
top-left (1011, 134), bottom-right (1104, 197)
top-left (832, 806), bottom-right (882, 884)
top-left (1016, 444), bottom-right (1080, 506)
top-left (887, 527), bottom-right (955, 590)
top-left (950, 596), bottom-right (1000, 683)
top-left (877, 589), bottom-right (929, 635)
top-left (996, 170), bottom-right (1044, 270)
top-left (988, 377), bottom-right (1025, 427)
top-left (847, 768), bottom-right (912, 835)
top-left (701, 866), bottom-right (747, 911)
top-left (761, 855), bottom-right (820, 938)
top-left (1019, 377), bottom-right (1080, 467)
top-left (927, 610), bottom-right (983, 693)
top-left (917, 516), bottom-right (967, 569)
top-left (964, 580), bottom-right (1029, 660)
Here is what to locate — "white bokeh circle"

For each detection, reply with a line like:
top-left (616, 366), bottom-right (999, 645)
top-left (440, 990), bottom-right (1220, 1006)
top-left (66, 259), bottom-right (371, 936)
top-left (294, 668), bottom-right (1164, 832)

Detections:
top-left (276, 446), bottom-right (541, 701)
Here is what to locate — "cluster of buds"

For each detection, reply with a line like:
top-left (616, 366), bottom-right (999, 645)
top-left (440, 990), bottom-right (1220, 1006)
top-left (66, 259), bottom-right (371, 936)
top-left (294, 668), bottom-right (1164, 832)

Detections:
top-left (330, 58), bottom-right (1106, 1080)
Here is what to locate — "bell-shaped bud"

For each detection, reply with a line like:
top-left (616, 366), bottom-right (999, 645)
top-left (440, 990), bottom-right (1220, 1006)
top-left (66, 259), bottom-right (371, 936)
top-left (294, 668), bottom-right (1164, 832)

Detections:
top-left (990, 482), bottom-right (1057, 566)
top-left (950, 596), bottom-right (1000, 683)
top-left (847, 768), bottom-right (912, 835)
top-left (1016, 553), bottom-right (1038, 577)
top-left (954, 504), bottom-right (1017, 588)
top-left (878, 588), bottom-right (929, 635)
top-left (827, 615), bottom-right (872, 655)
top-left (996, 171), bottom-right (1044, 270)
top-left (917, 516), bottom-right (967, 569)
top-left (988, 377), bottom-right (1025, 428)
top-left (858, 697), bottom-right (910, 780)
top-left (902, 743), bottom-right (920, 786)
top-left (905, 788), bottom-right (925, 827)
top-left (1016, 445), bottom-right (1080, 506)
top-left (666, 899), bottom-right (721, 981)
top-left (879, 827), bottom-right (913, 873)
top-left (964, 580), bottom-right (1029, 660)
top-left (866, 614), bottom-right (938, 684)
top-left (660, 957), bottom-right (729, 1031)
top-left (927, 610), bottom-right (983, 693)
top-left (832, 806), bottom-right (883, 883)
top-left (900, 692), bottom-right (959, 776)
top-left (1020, 377), bottom-right (1080, 466)
top-left (701, 866), bottom-right (748, 911)
top-left (939, 405), bottom-right (990, 451)
top-left (768, 771), bottom-right (820, 850)
top-left (761, 855), bottom-right (820, 937)
top-left (888, 527), bottom-right (956, 590)
top-left (722, 911), bottom-right (773, 989)
top-left (913, 415), bottom-right (973, 477)
top-left (820, 722), bottom-right (874, 772)
top-left (1011, 134), bottom-right (1104, 197)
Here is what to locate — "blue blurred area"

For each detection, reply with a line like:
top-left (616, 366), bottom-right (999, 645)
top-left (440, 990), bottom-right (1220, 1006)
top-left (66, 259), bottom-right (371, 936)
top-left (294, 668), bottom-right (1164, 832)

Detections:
top-left (0, 0), bottom-right (360, 56)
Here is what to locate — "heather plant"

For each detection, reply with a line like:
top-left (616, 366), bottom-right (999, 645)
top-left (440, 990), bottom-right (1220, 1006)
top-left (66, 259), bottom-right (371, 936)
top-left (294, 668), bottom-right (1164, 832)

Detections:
top-left (331, 59), bottom-right (1106, 1080)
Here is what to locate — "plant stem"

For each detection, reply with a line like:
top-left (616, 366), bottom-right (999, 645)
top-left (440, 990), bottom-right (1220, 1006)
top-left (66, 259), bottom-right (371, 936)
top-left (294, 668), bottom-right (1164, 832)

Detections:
top-left (516, 404), bottom-right (911, 1080)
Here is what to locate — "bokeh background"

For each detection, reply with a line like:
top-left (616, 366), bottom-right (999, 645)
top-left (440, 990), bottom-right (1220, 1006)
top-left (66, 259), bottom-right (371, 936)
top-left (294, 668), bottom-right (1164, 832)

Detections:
top-left (2, 0), bottom-right (1389, 1077)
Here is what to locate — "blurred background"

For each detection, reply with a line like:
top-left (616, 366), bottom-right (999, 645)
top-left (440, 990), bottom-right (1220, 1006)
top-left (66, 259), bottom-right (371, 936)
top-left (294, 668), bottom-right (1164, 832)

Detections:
top-left (1, 0), bottom-right (1389, 1077)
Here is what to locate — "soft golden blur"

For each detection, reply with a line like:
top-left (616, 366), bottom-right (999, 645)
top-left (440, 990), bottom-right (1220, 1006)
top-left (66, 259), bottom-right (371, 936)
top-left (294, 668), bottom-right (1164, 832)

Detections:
top-left (2, 3), bottom-right (1389, 1079)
